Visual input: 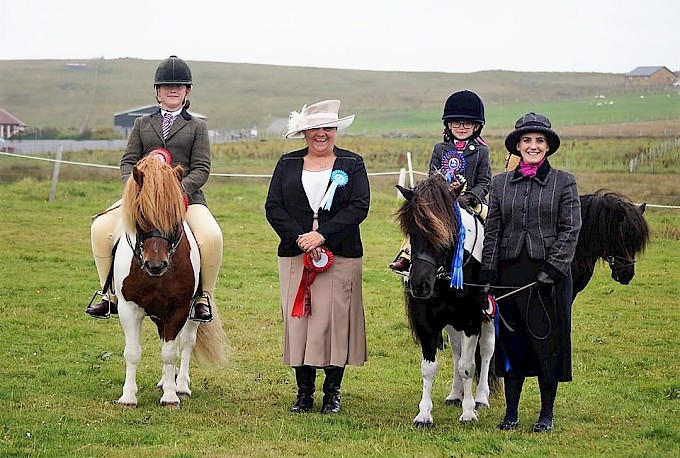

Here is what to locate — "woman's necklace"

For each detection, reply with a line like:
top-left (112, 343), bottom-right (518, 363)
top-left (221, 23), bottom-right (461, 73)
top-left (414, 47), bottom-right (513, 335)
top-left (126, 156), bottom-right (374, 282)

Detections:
top-left (306, 155), bottom-right (335, 171)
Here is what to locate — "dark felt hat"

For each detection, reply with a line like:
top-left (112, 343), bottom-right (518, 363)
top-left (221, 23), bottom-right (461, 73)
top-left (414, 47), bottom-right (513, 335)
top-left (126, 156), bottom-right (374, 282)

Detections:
top-left (504, 112), bottom-right (560, 156)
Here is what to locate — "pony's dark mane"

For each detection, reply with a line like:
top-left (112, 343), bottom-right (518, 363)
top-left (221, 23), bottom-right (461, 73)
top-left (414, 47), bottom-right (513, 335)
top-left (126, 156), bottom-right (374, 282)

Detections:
top-left (577, 189), bottom-right (650, 258)
top-left (396, 174), bottom-right (459, 250)
top-left (397, 174), bottom-right (466, 345)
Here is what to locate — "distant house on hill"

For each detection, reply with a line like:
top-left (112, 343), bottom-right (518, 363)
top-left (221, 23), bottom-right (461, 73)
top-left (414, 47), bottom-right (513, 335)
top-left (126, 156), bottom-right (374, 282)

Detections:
top-left (114, 105), bottom-right (207, 137)
top-left (625, 66), bottom-right (677, 86)
top-left (0, 108), bottom-right (26, 139)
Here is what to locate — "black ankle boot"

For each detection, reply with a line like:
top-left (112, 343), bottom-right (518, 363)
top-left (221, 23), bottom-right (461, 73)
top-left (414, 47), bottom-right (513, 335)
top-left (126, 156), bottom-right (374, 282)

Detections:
top-left (321, 366), bottom-right (344, 414)
top-left (291, 366), bottom-right (316, 413)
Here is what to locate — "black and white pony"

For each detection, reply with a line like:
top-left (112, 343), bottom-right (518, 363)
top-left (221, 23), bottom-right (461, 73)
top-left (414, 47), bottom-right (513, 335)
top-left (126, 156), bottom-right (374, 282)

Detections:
top-left (396, 182), bottom-right (649, 427)
top-left (396, 174), bottom-right (492, 427)
top-left (571, 189), bottom-right (650, 299)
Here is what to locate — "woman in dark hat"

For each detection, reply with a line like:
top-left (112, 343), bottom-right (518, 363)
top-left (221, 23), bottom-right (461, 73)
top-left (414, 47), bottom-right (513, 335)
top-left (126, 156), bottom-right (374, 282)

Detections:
top-left (479, 112), bottom-right (582, 432)
top-left (265, 100), bottom-right (369, 415)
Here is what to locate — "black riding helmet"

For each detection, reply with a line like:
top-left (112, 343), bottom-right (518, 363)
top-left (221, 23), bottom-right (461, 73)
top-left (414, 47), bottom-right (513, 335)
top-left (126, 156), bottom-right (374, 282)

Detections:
top-left (154, 55), bottom-right (193, 86)
top-left (442, 90), bottom-right (485, 141)
top-left (154, 55), bottom-right (192, 109)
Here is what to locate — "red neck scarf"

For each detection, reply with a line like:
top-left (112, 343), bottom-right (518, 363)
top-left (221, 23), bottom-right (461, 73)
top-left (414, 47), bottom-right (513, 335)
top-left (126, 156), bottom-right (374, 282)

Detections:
top-left (518, 158), bottom-right (545, 178)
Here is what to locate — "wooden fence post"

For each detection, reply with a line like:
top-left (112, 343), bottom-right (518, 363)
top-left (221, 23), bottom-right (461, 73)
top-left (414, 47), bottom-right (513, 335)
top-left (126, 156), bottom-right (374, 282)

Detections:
top-left (48, 145), bottom-right (63, 203)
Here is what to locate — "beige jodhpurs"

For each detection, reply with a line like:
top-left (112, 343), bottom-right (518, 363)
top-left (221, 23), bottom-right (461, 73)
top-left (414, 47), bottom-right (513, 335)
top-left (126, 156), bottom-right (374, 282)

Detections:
top-left (90, 203), bottom-right (223, 300)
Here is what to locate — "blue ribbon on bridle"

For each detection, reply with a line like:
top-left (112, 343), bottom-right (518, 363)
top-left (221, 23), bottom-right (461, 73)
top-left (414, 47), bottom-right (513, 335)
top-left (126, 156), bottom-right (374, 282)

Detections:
top-left (449, 201), bottom-right (465, 289)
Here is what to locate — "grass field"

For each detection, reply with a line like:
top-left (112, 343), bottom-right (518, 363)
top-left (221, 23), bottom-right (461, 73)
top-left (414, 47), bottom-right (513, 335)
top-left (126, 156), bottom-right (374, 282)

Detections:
top-left (1, 137), bottom-right (679, 457)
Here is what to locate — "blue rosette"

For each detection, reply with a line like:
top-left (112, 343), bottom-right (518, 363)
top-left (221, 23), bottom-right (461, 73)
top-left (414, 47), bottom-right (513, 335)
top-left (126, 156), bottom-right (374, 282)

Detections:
top-left (319, 170), bottom-right (349, 210)
top-left (441, 150), bottom-right (467, 176)
top-left (449, 201), bottom-right (466, 290)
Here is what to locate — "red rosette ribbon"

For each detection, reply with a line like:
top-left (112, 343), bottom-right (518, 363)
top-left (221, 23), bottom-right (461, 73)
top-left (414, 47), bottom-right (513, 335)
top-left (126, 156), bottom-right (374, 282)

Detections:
top-left (149, 148), bottom-right (172, 165)
top-left (483, 293), bottom-right (497, 322)
top-left (291, 246), bottom-right (334, 317)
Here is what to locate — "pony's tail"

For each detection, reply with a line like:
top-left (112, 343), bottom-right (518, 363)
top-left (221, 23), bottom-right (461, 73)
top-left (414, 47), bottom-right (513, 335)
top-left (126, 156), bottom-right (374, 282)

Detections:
top-left (193, 303), bottom-right (229, 366)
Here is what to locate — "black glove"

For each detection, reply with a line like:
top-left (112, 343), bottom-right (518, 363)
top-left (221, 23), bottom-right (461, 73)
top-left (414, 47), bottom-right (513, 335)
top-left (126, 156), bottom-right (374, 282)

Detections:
top-left (460, 193), bottom-right (479, 208)
top-left (536, 271), bottom-right (554, 285)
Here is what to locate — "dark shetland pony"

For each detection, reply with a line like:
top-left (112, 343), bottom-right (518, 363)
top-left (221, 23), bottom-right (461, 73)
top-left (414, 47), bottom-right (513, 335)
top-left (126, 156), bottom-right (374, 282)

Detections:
top-left (471, 188), bottom-right (650, 410)
top-left (114, 155), bottom-right (227, 408)
top-left (572, 189), bottom-right (650, 299)
top-left (396, 174), bottom-right (492, 427)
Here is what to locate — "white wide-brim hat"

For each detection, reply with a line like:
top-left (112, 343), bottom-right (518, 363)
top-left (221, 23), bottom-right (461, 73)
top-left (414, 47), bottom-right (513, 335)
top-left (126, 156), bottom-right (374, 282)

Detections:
top-left (285, 100), bottom-right (355, 138)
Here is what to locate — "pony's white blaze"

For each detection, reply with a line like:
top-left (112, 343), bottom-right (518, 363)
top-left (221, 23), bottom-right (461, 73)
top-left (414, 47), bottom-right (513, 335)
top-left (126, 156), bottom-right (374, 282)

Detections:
top-left (114, 222), bottom-right (201, 408)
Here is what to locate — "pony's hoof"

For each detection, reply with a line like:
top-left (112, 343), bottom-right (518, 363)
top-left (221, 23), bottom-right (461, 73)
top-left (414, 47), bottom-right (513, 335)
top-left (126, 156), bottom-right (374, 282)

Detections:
top-left (117, 401), bottom-right (137, 409)
top-left (178, 391), bottom-right (191, 399)
top-left (161, 401), bottom-right (180, 408)
top-left (413, 420), bottom-right (433, 429)
top-left (445, 398), bottom-right (462, 407)
top-left (459, 412), bottom-right (478, 423)
top-left (475, 401), bottom-right (490, 410)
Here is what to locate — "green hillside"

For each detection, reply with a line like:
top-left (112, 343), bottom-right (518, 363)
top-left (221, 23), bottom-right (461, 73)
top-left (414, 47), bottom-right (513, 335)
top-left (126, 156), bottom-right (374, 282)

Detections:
top-left (0, 58), bottom-right (677, 135)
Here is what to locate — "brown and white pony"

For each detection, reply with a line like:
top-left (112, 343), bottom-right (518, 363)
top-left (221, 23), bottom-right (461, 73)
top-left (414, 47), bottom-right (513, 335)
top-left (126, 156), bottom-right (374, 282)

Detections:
top-left (114, 155), bottom-right (226, 408)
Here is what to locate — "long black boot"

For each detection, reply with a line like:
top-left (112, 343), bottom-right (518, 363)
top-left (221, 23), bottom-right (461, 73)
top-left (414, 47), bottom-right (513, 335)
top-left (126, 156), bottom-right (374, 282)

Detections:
top-left (291, 366), bottom-right (316, 413)
top-left (533, 380), bottom-right (558, 432)
top-left (498, 376), bottom-right (524, 430)
top-left (321, 366), bottom-right (345, 414)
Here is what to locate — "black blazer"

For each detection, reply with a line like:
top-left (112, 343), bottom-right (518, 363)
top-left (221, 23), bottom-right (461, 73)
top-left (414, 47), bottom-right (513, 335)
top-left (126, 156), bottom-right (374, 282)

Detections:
top-left (265, 146), bottom-right (370, 258)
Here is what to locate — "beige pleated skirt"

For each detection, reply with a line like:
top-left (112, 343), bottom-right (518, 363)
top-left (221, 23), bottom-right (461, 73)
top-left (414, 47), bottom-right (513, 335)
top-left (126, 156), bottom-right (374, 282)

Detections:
top-left (278, 255), bottom-right (367, 368)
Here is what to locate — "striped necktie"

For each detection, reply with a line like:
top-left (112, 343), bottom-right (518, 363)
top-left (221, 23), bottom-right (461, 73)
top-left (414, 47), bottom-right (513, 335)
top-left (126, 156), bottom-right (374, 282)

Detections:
top-left (162, 113), bottom-right (174, 139)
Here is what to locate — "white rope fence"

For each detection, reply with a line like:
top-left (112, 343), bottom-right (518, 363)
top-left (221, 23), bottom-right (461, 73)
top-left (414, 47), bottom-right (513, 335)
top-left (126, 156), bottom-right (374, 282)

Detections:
top-left (1, 150), bottom-right (676, 209)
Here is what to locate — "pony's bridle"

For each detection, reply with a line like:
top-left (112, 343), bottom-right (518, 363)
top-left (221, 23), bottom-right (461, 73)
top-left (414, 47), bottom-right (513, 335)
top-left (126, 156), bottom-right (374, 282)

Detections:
top-left (411, 251), bottom-right (450, 279)
top-left (127, 225), bottom-right (184, 267)
top-left (407, 250), bottom-right (452, 298)
top-left (605, 254), bottom-right (635, 270)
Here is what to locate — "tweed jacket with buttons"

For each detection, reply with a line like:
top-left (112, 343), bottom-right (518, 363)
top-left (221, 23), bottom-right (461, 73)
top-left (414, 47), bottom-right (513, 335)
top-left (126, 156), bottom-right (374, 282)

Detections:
top-left (479, 160), bottom-right (581, 283)
top-left (120, 107), bottom-right (211, 206)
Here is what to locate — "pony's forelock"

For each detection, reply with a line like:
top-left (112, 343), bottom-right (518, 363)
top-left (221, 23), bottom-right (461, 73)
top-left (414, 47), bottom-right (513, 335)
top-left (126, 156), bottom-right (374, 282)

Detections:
top-left (122, 156), bottom-right (185, 235)
top-left (396, 175), bottom-right (457, 250)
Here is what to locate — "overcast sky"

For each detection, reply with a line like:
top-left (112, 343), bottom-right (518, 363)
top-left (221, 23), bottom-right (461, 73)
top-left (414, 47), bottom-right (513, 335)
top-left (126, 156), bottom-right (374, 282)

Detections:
top-left (2, 0), bottom-right (678, 74)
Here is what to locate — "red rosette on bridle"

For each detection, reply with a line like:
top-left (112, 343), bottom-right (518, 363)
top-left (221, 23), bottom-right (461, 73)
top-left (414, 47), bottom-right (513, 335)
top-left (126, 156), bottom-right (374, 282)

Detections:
top-left (291, 246), bottom-right (334, 317)
top-left (149, 148), bottom-right (172, 165)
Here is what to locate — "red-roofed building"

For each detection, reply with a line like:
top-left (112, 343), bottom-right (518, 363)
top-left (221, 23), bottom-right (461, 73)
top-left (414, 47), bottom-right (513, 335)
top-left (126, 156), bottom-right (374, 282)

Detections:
top-left (0, 108), bottom-right (26, 139)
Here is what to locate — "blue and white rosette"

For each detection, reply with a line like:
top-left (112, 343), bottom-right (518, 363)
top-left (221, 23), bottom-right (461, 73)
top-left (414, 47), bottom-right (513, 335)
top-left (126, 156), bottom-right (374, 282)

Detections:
top-left (319, 170), bottom-right (349, 210)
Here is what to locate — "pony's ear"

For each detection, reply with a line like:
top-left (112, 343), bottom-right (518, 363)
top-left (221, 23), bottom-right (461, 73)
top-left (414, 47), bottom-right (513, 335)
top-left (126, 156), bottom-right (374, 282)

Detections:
top-left (132, 166), bottom-right (144, 186)
top-left (638, 203), bottom-right (646, 214)
top-left (396, 184), bottom-right (413, 200)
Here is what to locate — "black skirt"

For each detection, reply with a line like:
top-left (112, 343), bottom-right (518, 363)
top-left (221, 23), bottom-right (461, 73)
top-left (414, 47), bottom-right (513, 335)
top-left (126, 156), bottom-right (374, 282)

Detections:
top-left (494, 250), bottom-right (573, 382)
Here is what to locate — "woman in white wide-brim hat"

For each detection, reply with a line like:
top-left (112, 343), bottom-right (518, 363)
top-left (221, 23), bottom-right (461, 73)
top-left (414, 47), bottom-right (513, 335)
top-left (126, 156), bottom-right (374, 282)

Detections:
top-left (265, 100), bottom-right (369, 415)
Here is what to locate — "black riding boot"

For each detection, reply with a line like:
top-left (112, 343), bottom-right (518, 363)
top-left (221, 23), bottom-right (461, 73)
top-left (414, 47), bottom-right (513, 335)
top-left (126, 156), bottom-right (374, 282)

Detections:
top-left (291, 366), bottom-right (316, 413)
top-left (498, 375), bottom-right (524, 430)
top-left (321, 366), bottom-right (345, 414)
top-left (533, 380), bottom-right (558, 432)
